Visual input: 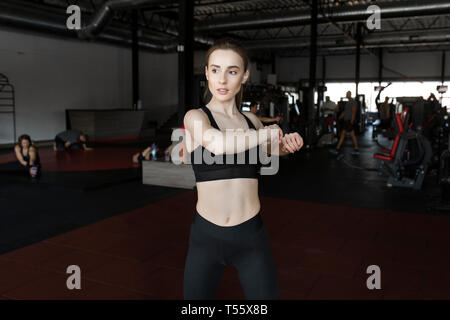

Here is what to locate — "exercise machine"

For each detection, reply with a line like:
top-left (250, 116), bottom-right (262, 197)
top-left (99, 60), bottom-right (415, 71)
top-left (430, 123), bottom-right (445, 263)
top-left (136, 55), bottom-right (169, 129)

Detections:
top-left (373, 108), bottom-right (432, 190)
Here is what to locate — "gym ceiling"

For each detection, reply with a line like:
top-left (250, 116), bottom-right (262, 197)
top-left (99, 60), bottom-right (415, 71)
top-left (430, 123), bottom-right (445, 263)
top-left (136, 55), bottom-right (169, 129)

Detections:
top-left (1, 0), bottom-right (450, 60)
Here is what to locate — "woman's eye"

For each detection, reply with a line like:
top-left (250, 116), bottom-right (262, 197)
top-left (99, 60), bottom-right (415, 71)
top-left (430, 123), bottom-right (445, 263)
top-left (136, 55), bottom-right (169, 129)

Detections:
top-left (212, 69), bottom-right (218, 73)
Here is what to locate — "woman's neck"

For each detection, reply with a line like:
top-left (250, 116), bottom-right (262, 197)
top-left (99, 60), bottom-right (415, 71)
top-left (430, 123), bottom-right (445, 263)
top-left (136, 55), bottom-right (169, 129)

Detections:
top-left (207, 98), bottom-right (238, 117)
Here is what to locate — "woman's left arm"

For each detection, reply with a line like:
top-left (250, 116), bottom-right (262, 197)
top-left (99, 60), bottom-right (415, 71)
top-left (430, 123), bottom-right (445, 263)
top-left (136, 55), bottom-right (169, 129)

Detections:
top-left (243, 112), bottom-right (304, 156)
top-left (29, 146), bottom-right (37, 166)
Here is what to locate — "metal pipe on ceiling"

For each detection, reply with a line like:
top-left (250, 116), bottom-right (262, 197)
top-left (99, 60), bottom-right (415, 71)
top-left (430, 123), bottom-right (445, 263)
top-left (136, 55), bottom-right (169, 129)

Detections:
top-left (243, 29), bottom-right (450, 51)
top-left (0, 0), bottom-right (196, 52)
top-left (195, 0), bottom-right (450, 32)
top-left (77, 0), bottom-right (173, 39)
top-left (1, 0), bottom-right (449, 53)
top-left (76, 0), bottom-right (212, 46)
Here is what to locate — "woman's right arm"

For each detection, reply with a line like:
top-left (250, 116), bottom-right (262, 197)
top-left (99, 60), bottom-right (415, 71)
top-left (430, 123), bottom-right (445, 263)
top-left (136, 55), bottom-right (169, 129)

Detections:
top-left (14, 145), bottom-right (27, 166)
top-left (183, 109), bottom-right (281, 156)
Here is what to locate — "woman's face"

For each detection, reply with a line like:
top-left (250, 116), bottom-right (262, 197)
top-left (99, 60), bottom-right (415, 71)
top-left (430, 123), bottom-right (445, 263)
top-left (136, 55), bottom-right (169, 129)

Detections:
top-left (205, 49), bottom-right (249, 104)
top-left (21, 139), bottom-right (30, 148)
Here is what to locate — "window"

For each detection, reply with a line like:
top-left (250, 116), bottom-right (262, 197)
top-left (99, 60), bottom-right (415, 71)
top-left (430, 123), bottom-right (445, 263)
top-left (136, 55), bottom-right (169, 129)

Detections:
top-left (325, 81), bottom-right (449, 113)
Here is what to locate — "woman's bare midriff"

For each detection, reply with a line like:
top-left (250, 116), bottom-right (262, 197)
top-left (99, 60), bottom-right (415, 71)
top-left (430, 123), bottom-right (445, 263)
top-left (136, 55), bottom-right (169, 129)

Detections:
top-left (195, 178), bottom-right (260, 226)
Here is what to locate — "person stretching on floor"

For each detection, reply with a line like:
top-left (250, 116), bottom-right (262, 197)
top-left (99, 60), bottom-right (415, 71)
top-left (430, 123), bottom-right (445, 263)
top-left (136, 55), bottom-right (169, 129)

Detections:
top-left (14, 134), bottom-right (41, 178)
top-left (53, 129), bottom-right (93, 151)
top-left (132, 146), bottom-right (152, 164)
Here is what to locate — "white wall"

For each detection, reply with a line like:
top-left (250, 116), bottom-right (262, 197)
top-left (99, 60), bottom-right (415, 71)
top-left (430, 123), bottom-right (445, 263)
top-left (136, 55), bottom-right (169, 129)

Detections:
top-left (140, 51), bottom-right (178, 128)
top-left (276, 56), bottom-right (310, 83)
top-left (0, 27), bottom-right (178, 144)
top-left (276, 51), bottom-right (450, 83)
top-left (383, 51), bottom-right (444, 80)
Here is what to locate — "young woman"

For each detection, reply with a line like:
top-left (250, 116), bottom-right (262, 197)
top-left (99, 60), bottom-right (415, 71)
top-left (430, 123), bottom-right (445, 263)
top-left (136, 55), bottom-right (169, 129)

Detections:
top-left (14, 134), bottom-right (41, 178)
top-left (183, 38), bottom-right (303, 300)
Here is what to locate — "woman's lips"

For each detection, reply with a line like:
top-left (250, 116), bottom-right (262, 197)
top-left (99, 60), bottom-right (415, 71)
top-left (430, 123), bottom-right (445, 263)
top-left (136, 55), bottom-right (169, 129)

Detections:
top-left (217, 88), bottom-right (229, 95)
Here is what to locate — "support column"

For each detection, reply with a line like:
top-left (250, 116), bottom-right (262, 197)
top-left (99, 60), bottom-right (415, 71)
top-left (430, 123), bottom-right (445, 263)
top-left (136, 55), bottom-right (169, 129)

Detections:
top-left (271, 51), bottom-right (276, 74)
top-left (132, 9), bottom-right (139, 110)
top-left (378, 48), bottom-right (383, 85)
top-left (308, 0), bottom-right (318, 123)
top-left (355, 23), bottom-right (362, 96)
top-left (178, 0), bottom-right (194, 125)
top-left (322, 56), bottom-right (326, 84)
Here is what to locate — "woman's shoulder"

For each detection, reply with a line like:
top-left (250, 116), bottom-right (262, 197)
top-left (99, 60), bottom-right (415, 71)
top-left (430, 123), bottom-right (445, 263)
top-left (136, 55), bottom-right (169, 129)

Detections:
top-left (241, 111), bottom-right (262, 129)
top-left (242, 111), bottom-right (256, 118)
top-left (184, 107), bottom-right (209, 123)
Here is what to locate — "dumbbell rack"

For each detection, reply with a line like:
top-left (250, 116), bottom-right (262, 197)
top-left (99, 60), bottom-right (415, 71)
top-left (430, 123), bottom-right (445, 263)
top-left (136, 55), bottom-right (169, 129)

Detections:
top-left (0, 73), bottom-right (16, 142)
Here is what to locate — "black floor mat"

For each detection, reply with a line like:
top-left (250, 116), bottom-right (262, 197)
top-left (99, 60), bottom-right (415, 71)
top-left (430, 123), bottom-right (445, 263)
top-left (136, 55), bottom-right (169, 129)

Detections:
top-left (0, 167), bottom-right (141, 191)
top-left (0, 180), bottom-right (185, 255)
top-left (1, 127), bottom-right (447, 257)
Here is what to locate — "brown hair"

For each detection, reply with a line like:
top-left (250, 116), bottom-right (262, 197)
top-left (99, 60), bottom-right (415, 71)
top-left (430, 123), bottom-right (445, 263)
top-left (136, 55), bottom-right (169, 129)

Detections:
top-left (204, 38), bottom-right (249, 109)
top-left (18, 134), bottom-right (31, 145)
top-left (17, 134), bottom-right (37, 149)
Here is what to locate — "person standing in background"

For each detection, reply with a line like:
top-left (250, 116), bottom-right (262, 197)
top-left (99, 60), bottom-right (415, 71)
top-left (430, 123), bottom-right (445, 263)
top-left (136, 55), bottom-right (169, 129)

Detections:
top-left (330, 91), bottom-right (359, 155)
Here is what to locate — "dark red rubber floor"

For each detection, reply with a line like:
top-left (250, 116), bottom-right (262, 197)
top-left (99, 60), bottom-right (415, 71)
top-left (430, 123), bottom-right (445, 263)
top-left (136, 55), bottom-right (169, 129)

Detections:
top-left (0, 147), bottom-right (142, 172)
top-left (1, 192), bottom-right (449, 300)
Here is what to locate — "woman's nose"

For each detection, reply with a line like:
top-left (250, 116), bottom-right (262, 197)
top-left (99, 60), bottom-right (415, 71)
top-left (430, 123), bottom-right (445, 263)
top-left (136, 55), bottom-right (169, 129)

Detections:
top-left (218, 72), bottom-right (226, 84)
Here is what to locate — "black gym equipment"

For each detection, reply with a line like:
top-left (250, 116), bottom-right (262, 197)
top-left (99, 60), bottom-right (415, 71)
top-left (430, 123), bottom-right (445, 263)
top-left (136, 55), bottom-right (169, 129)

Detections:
top-left (242, 84), bottom-right (294, 134)
top-left (0, 73), bottom-right (16, 143)
top-left (295, 82), bottom-right (327, 149)
top-left (355, 94), bottom-right (367, 135)
top-left (372, 82), bottom-right (394, 140)
top-left (428, 115), bottom-right (450, 212)
top-left (373, 108), bottom-right (432, 190)
top-left (395, 96), bottom-right (449, 172)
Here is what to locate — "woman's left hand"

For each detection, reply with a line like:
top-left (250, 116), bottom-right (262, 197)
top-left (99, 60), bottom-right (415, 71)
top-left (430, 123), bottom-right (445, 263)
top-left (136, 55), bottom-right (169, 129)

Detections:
top-left (281, 132), bottom-right (303, 153)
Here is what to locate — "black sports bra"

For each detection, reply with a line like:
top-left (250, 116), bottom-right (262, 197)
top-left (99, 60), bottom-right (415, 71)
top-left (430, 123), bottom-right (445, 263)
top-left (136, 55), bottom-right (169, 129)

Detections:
top-left (20, 146), bottom-right (40, 166)
top-left (190, 106), bottom-right (260, 182)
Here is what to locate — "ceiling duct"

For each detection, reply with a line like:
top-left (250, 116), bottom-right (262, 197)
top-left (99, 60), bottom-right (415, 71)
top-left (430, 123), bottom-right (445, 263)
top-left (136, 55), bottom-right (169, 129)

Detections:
top-left (77, 0), bottom-right (172, 39)
top-left (0, 0), bottom-right (212, 52)
top-left (195, 0), bottom-right (450, 33)
top-left (76, 0), bottom-right (212, 46)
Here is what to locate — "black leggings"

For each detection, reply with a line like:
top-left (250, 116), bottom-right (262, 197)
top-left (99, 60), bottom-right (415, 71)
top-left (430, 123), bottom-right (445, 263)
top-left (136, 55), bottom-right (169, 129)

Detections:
top-left (183, 211), bottom-right (280, 300)
top-left (0, 161), bottom-right (40, 175)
